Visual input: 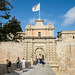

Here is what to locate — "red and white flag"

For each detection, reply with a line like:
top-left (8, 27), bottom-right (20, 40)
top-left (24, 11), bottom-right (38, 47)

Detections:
top-left (32, 3), bottom-right (40, 12)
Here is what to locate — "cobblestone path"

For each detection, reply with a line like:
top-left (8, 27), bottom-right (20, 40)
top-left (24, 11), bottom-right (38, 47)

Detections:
top-left (2, 64), bottom-right (56, 75)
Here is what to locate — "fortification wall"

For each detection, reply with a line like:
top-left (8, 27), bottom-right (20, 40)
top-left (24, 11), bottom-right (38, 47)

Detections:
top-left (0, 42), bottom-right (31, 74)
top-left (0, 42), bottom-right (24, 64)
top-left (0, 41), bottom-right (75, 75)
top-left (56, 41), bottom-right (75, 75)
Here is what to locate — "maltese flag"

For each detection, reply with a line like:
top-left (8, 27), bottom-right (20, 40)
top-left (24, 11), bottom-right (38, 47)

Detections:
top-left (32, 3), bottom-right (40, 12)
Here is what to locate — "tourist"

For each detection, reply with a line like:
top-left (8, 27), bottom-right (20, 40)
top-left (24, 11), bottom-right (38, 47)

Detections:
top-left (6, 59), bottom-right (11, 73)
top-left (42, 59), bottom-right (46, 67)
top-left (22, 58), bottom-right (25, 72)
top-left (38, 58), bottom-right (40, 64)
top-left (17, 57), bottom-right (20, 71)
top-left (40, 58), bottom-right (42, 64)
top-left (35, 58), bottom-right (38, 65)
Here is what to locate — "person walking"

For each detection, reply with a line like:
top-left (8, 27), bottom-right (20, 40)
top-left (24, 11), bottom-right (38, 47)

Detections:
top-left (17, 57), bottom-right (20, 71)
top-left (42, 59), bottom-right (46, 67)
top-left (35, 58), bottom-right (38, 65)
top-left (22, 58), bottom-right (25, 72)
top-left (6, 59), bottom-right (11, 73)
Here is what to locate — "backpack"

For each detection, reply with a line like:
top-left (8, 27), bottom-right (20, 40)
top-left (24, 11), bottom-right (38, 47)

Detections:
top-left (17, 60), bottom-right (20, 64)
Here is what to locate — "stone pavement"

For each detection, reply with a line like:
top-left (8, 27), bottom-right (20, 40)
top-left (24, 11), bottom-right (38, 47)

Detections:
top-left (2, 64), bottom-right (56, 75)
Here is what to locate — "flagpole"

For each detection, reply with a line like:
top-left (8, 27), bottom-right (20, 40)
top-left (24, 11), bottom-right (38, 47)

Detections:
top-left (39, 10), bottom-right (40, 19)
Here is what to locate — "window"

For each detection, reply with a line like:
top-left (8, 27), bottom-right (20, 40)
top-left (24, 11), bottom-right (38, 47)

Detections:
top-left (38, 32), bottom-right (41, 37)
top-left (73, 36), bottom-right (74, 39)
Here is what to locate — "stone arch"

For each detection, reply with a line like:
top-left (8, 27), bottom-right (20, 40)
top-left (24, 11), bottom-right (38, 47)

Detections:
top-left (35, 47), bottom-right (45, 59)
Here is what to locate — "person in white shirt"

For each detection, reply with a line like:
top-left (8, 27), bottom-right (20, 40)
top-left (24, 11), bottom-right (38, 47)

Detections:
top-left (22, 58), bottom-right (25, 72)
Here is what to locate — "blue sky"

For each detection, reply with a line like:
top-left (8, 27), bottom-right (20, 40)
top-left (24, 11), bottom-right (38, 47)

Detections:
top-left (2, 0), bottom-right (75, 36)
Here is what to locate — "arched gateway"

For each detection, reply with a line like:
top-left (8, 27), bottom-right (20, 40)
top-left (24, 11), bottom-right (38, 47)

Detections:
top-left (35, 48), bottom-right (45, 59)
top-left (23, 19), bottom-right (58, 67)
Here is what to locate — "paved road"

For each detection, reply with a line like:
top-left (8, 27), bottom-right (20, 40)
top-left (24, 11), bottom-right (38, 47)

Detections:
top-left (2, 64), bottom-right (56, 75)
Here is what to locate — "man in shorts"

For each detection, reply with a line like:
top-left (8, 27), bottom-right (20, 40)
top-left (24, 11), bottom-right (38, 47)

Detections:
top-left (22, 58), bottom-right (25, 72)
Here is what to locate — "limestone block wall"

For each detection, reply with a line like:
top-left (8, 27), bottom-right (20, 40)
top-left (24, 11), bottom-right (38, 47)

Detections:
top-left (23, 39), bottom-right (33, 62)
top-left (56, 41), bottom-right (75, 75)
top-left (26, 29), bottom-right (54, 37)
top-left (0, 42), bottom-right (28, 74)
top-left (62, 34), bottom-right (75, 41)
top-left (0, 42), bottom-right (24, 64)
top-left (32, 30), bottom-right (47, 36)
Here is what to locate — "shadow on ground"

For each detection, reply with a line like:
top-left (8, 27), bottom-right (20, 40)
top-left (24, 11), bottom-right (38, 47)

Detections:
top-left (1, 71), bottom-right (19, 75)
top-left (27, 66), bottom-right (35, 69)
top-left (23, 70), bottom-right (29, 72)
top-left (0, 62), bottom-right (31, 74)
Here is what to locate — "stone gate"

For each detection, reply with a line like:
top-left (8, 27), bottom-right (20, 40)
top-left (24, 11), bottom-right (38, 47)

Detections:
top-left (21, 19), bottom-right (58, 67)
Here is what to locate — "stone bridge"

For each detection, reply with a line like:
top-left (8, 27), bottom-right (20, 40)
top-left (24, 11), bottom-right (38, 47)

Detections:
top-left (2, 64), bottom-right (56, 75)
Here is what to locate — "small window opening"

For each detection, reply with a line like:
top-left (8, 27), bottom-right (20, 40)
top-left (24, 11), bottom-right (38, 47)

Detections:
top-left (73, 36), bottom-right (74, 39)
top-left (38, 32), bottom-right (41, 37)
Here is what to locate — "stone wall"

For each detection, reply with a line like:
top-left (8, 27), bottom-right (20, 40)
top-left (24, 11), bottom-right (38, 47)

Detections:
top-left (0, 42), bottom-right (24, 64)
top-left (0, 42), bottom-right (31, 74)
top-left (0, 41), bottom-right (75, 75)
top-left (56, 41), bottom-right (75, 75)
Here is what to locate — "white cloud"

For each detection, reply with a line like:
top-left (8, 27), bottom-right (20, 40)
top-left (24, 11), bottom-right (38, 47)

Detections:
top-left (62, 7), bottom-right (75, 26)
top-left (29, 18), bottom-right (36, 24)
top-left (44, 19), bottom-right (55, 25)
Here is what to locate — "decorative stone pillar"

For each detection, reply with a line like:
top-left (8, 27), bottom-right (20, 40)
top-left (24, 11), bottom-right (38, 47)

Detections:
top-left (51, 42), bottom-right (57, 66)
top-left (27, 42), bottom-right (30, 61)
top-left (46, 41), bottom-right (50, 63)
top-left (33, 43), bottom-right (36, 61)
top-left (50, 42), bottom-right (52, 63)
top-left (29, 42), bottom-right (33, 61)
top-left (24, 42), bottom-right (28, 61)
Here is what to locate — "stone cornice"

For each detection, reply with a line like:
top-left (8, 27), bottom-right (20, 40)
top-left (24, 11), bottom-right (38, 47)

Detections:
top-left (62, 33), bottom-right (75, 34)
top-left (24, 36), bottom-right (56, 39)
top-left (25, 28), bottom-right (55, 30)
top-left (35, 20), bottom-right (44, 22)
top-left (58, 31), bottom-right (75, 34)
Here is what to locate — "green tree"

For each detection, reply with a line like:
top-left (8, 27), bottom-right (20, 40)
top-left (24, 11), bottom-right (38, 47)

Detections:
top-left (0, 0), bottom-right (13, 19)
top-left (0, 22), bottom-right (8, 41)
top-left (0, 0), bottom-right (14, 41)
top-left (0, 23), bottom-right (3, 41)
top-left (3, 16), bottom-right (22, 41)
